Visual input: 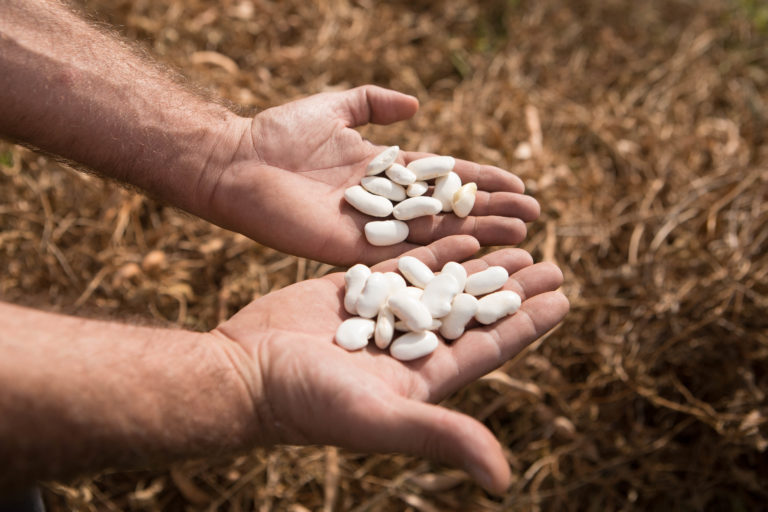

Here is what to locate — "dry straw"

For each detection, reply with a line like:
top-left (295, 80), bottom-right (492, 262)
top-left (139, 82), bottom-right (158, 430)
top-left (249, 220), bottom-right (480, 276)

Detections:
top-left (1, 0), bottom-right (766, 510)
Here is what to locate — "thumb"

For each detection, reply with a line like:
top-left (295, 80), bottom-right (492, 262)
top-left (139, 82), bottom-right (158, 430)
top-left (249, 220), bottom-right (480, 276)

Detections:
top-left (347, 395), bottom-right (511, 494)
top-left (336, 85), bottom-right (419, 127)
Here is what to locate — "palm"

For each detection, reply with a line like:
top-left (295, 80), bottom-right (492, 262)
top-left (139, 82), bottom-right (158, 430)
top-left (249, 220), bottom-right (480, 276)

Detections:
top-left (209, 86), bottom-right (540, 265)
top-left (212, 237), bottom-right (569, 493)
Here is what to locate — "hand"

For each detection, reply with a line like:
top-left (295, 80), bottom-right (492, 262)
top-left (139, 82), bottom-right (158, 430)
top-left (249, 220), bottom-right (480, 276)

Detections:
top-left (206, 86), bottom-right (540, 265)
top-left (210, 236), bottom-right (569, 493)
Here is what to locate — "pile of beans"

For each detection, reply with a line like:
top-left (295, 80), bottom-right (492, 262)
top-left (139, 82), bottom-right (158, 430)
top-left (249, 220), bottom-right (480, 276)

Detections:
top-left (344, 146), bottom-right (478, 246)
top-left (336, 256), bottom-right (521, 361)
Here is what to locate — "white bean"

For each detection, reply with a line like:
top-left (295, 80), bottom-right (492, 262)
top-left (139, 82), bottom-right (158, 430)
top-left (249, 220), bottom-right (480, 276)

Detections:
top-left (390, 331), bottom-right (439, 361)
top-left (407, 156), bottom-right (455, 180)
top-left (464, 266), bottom-right (509, 296)
top-left (343, 263), bottom-right (370, 315)
top-left (439, 293), bottom-right (478, 340)
top-left (364, 220), bottom-right (409, 246)
top-left (393, 196), bottom-right (442, 220)
top-left (475, 290), bottom-right (521, 325)
top-left (440, 261), bottom-right (467, 291)
top-left (374, 306), bottom-right (395, 349)
top-left (397, 256), bottom-right (435, 289)
top-left (344, 185), bottom-right (393, 217)
top-left (394, 318), bottom-right (441, 331)
top-left (384, 271), bottom-right (406, 295)
top-left (361, 176), bottom-right (407, 201)
top-left (385, 163), bottom-right (417, 186)
top-left (421, 272), bottom-right (461, 318)
top-left (452, 182), bottom-right (477, 218)
top-left (356, 272), bottom-right (391, 318)
top-left (387, 288), bottom-right (434, 332)
top-left (403, 286), bottom-right (424, 300)
top-left (433, 172), bottom-right (462, 212)
top-left (366, 146), bottom-right (399, 176)
top-left (335, 317), bottom-right (375, 351)
top-left (406, 181), bottom-right (429, 197)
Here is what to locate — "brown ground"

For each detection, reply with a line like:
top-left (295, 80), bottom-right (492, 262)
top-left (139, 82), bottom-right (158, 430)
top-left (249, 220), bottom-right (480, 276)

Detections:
top-left (2, 0), bottom-right (767, 510)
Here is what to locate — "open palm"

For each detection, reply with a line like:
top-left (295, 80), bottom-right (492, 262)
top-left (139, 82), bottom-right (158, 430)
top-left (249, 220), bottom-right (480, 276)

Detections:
top-left (212, 236), bottom-right (569, 493)
top-left (207, 86), bottom-right (540, 265)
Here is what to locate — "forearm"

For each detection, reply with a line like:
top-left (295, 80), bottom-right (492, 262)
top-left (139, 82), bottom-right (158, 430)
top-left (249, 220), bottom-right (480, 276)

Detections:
top-left (0, 0), bottom-right (249, 213)
top-left (0, 302), bottom-right (260, 490)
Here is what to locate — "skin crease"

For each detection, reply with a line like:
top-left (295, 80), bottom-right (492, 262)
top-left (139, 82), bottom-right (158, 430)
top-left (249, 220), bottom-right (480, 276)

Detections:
top-left (212, 236), bottom-right (570, 494)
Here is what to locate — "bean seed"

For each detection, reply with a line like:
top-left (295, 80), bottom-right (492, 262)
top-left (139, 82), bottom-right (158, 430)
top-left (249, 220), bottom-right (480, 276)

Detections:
top-left (452, 182), bottom-right (477, 218)
top-left (361, 176), bottom-right (407, 201)
top-left (398, 256), bottom-right (435, 288)
top-left (475, 290), bottom-right (521, 325)
top-left (393, 196), bottom-right (442, 221)
top-left (343, 263), bottom-right (370, 315)
top-left (335, 317), bottom-right (375, 351)
top-left (407, 155), bottom-right (455, 180)
top-left (385, 163), bottom-right (417, 186)
top-left (433, 171), bottom-right (462, 212)
top-left (344, 185), bottom-right (394, 217)
top-left (366, 146), bottom-right (399, 176)
top-left (390, 331), bottom-right (439, 361)
top-left (465, 266), bottom-right (509, 296)
top-left (364, 220), bottom-right (409, 246)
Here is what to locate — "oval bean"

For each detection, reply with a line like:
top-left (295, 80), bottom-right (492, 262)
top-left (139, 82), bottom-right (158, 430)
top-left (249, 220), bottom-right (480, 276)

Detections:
top-left (407, 156), bottom-right (455, 180)
top-left (343, 263), bottom-right (370, 315)
top-left (406, 181), bottom-right (429, 197)
top-left (421, 272), bottom-right (462, 318)
top-left (335, 317), bottom-right (375, 351)
top-left (385, 163), bottom-right (417, 186)
top-left (397, 256), bottom-right (435, 289)
top-left (394, 318), bottom-right (441, 331)
top-left (440, 261), bottom-right (467, 291)
top-left (439, 293), bottom-right (478, 340)
top-left (452, 182), bottom-right (477, 218)
top-left (390, 331), bottom-right (439, 361)
top-left (475, 290), bottom-right (522, 325)
top-left (393, 196), bottom-right (442, 221)
top-left (361, 176), bottom-right (407, 201)
top-left (356, 272), bottom-right (391, 318)
top-left (464, 266), bottom-right (509, 296)
top-left (387, 288), bottom-right (434, 332)
top-left (366, 145), bottom-right (399, 176)
top-left (433, 172), bottom-right (462, 212)
top-left (364, 220), bottom-right (409, 246)
top-left (374, 306), bottom-right (395, 349)
top-left (344, 185), bottom-right (393, 217)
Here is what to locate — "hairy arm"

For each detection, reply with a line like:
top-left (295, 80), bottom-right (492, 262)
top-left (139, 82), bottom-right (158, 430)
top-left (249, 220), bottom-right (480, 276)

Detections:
top-left (0, 0), bottom-right (539, 265)
top-left (0, 302), bottom-right (259, 491)
top-left (0, 0), bottom-right (247, 214)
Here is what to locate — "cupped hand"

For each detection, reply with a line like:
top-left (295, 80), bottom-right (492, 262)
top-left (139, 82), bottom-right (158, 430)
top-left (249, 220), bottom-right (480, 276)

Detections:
top-left (210, 236), bottom-right (569, 493)
top-left (206, 86), bottom-right (539, 265)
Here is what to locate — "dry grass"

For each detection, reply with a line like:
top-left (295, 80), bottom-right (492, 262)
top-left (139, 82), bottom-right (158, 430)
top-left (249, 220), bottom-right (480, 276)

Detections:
top-left (1, 0), bottom-right (767, 510)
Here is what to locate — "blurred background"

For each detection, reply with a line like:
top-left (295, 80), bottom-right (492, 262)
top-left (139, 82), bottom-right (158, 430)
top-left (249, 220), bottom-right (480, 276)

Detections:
top-left (1, 0), bottom-right (767, 510)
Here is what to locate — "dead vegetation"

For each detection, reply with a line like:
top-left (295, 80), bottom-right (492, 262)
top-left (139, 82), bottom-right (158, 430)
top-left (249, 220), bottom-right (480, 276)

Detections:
top-left (1, 0), bottom-right (767, 510)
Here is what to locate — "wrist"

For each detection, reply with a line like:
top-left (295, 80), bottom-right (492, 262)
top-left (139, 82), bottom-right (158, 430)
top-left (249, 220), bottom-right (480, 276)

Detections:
top-left (203, 328), bottom-right (270, 447)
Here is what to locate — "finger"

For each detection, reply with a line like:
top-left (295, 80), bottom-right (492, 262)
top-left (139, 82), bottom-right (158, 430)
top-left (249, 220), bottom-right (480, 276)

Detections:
top-left (407, 215), bottom-right (527, 247)
top-left (424, 291), bottom-right (569, 401)
top-left (470, 191), bottom-right (540, 221)
top-left (340, 85), bottom-right (419, 127)
top-left (499, 261), bottom-right (565, 300)
top-left (369, 235), bottom-right (480, 273)
top-left (402, 151), bottom-right (525, 193)
top-left (344, 395), bottom-right (511, 495)
top-left (461, 248), bottom-right (534, 276)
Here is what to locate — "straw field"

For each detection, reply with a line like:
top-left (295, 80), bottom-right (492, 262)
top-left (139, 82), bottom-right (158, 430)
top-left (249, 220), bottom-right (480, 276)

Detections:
top-left (1, 0), bottom-right (767, 510)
